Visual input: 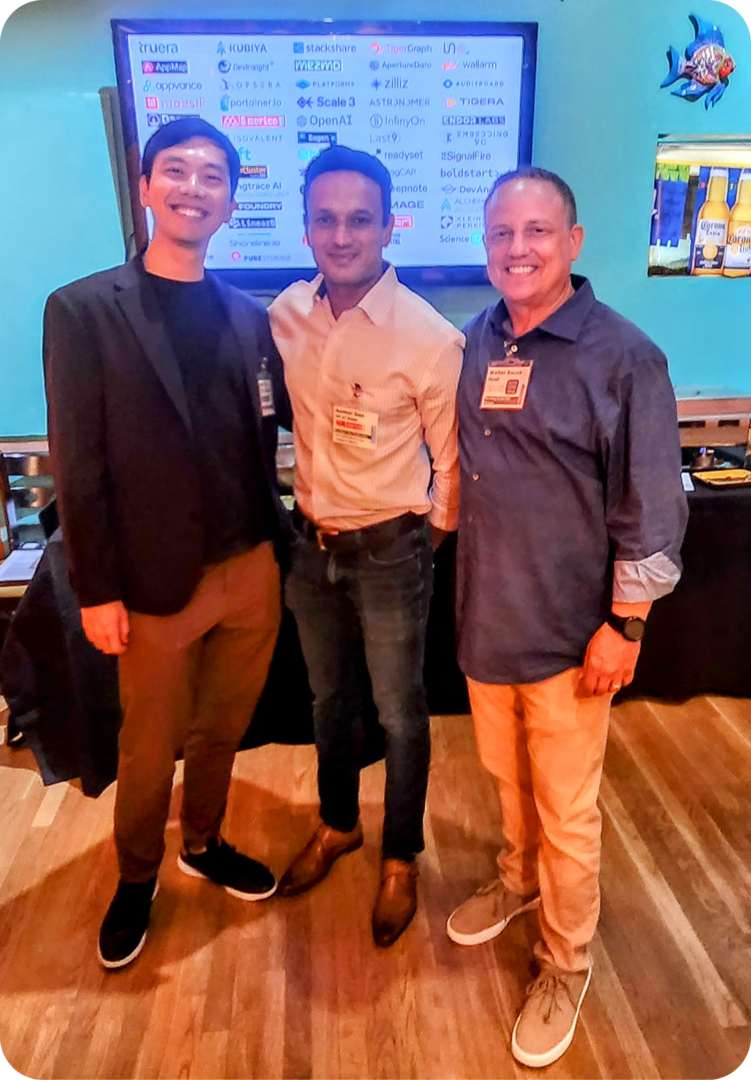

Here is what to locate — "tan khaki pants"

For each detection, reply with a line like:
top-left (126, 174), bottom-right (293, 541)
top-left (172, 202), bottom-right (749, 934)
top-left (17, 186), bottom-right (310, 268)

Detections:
top-left (115, 542), bottom-right (281, 883)
top-left (467, 668), bottom-right (612, 972)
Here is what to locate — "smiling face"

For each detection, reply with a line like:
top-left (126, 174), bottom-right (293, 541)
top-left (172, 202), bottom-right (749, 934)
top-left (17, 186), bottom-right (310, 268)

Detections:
top-left (139, 136), bottom-right (236, 249)
top-left (305, 170), bottom-right (394, 299)
top-left (484, 178), bottom-right (584, 327)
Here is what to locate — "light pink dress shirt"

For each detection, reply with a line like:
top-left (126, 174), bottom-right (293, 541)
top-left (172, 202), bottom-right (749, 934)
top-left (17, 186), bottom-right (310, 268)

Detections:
top-left (269, 266), bottom-right (465, 532)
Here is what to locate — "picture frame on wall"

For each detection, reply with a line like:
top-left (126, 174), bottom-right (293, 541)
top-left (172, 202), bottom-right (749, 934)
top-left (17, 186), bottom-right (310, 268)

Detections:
top-left (649, 135), bottom-right (751, 277)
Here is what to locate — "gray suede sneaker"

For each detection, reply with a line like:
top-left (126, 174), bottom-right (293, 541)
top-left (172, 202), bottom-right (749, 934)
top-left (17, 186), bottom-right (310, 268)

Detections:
top-left (511, 965), bottom-right (592, 1067)
top-left (446, 877), bottom-right (540, 945)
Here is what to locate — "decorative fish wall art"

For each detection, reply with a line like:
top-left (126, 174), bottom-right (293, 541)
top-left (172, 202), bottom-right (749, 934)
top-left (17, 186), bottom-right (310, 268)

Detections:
top-left (661, 13), bottom-right (735, 108)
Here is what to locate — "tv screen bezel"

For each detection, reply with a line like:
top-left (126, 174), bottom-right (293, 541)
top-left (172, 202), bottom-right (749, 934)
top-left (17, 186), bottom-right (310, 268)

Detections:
top-left (112, 17), bottom-right (537, 289)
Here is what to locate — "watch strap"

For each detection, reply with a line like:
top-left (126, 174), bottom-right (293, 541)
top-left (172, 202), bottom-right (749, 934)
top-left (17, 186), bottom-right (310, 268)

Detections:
top-left (606, 612), bottom-right (646, 641)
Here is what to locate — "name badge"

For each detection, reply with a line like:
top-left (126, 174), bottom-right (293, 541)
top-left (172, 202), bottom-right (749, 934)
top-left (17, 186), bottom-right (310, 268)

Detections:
top-left (257, 357), bottom-right (276, 418)
top-left (333, 405), bottom-right (379, 449)
top-left (480, 360), bottom-right (534, 410)
top-left (258, 377), bottom-right (275, 418)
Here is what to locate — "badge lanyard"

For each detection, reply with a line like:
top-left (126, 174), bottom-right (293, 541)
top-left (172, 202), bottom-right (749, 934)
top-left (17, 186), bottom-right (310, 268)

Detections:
top-left (257, 357), bottom-right (276, 418)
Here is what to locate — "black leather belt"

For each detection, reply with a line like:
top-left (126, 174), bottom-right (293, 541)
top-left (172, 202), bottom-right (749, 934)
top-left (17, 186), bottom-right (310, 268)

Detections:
top-left (292, 507), bottom-right (426, 554)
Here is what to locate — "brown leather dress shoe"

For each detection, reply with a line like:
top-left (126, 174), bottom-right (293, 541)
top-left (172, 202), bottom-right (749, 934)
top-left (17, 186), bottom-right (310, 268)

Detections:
top-left (372, 858), bottom-right (419, 947)
top-left (278, 821), bottom-right (363, 897)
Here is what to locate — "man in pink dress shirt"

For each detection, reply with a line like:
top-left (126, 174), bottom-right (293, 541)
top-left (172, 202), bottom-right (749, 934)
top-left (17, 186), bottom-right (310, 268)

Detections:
top-left (269, 146), bottom-right (464, 946)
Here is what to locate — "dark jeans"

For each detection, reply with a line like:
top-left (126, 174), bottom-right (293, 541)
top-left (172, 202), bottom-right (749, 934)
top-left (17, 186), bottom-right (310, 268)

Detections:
top-left (285, 517), bottom-right (434, 862)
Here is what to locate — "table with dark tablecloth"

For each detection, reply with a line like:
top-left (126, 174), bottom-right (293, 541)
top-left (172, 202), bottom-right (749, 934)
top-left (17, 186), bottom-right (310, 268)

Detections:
top-left (2, 482), bottom-right (748, 795)
top-left (423, 480), bottom-right (751, 710)
top-left (624, 481), bottom-right (751, 699)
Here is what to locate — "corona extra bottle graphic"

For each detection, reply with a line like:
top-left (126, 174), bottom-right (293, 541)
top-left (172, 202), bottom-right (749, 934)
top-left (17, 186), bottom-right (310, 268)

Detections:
top-left (691, 167), bottom-right (730, 275)
top-left (723, 169), bottom-right (751, 278)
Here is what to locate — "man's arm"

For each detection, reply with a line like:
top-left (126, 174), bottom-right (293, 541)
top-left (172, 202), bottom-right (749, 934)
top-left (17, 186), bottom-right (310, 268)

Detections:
top-left (256, 307), bottom-right (293, 433)
top-left (579, 350), bottom-right (688, 696)
top-left (44, 291), bottom-right (128, 654)
top-left (417, 333), bottom-right (465, 544)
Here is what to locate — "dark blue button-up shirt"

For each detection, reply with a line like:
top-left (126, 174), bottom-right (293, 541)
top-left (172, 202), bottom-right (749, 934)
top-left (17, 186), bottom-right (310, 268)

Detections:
top-left (456, 275), bottom-right (688, 685)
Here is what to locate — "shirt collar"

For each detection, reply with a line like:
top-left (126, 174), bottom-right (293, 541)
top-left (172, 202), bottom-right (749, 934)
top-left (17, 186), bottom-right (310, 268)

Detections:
top-left (490, 274), bottom-right (596, 343)
top-left (310, 263), bottom-right (398, 326)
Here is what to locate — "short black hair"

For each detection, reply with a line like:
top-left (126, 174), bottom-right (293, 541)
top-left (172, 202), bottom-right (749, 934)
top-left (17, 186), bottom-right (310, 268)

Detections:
top-left (141, 118), bottom-right (241, 197)
top-left (302, 145), bottom-right (392, 225)
top-left (484, 166), bottom-right (578, 228)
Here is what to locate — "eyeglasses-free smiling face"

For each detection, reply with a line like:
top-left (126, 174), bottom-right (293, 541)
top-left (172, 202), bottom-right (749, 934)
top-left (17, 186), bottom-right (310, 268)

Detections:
top-left (484, 178), bottom-right (584, 322)
top-left (305, 170), bottom-right (394, 296)
top-left (139, 136), bottom-right (236, 247)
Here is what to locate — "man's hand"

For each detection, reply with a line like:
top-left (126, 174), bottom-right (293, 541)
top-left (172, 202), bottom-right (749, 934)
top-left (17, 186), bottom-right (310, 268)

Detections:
top-left (80, 601), bottom-right (130, 656)
top-left (430, 525), bottom-right (450, 551)
top-left (579, 622), bottom-right (640, 697)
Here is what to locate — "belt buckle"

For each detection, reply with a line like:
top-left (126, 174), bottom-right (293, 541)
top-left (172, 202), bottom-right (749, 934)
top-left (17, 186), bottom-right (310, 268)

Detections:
top-left (314, 525), bottom-right (342, 552)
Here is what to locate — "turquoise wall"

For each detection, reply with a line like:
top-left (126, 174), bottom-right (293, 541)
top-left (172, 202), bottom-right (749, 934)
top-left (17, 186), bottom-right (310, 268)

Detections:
top-left (0, 0), bottom-right (749, 436)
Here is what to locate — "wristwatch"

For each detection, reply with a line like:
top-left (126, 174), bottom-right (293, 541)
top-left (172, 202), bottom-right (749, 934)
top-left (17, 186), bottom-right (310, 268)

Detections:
top-left (606, 613), bottom-right (647, 642)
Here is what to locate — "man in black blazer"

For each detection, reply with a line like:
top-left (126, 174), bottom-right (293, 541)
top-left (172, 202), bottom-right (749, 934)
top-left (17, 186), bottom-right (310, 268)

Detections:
top-left (44, 118), bottom-right (292, 969)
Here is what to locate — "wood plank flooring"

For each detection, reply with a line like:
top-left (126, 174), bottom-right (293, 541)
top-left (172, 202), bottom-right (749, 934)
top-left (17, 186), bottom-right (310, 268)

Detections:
top-left (0, 695), bottom-right (748, 1079)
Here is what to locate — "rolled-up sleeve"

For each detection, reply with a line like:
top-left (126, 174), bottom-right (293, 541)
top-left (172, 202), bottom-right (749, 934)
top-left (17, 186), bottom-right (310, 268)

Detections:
top-left (417, 333), bottom-right (464, 531)
top-left (605, 350), bottom-right (688, 603)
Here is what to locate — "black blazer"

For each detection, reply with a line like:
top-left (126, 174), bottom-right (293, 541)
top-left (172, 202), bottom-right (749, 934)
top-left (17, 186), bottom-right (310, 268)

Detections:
top-left (44, 258), bottom-right (292, 616)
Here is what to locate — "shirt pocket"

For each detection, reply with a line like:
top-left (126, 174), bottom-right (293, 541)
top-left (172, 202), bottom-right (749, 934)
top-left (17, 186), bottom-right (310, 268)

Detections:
top-left (326, 376), bottom-right (414, 432)
top-left (353, 383), bottom-right (417, 429)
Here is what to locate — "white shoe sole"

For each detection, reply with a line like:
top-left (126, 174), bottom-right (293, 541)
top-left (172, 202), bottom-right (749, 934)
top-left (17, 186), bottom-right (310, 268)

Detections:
top-left (446, 894), bottom-right (540, 946)
top-left (177, 855), bottom-right (278, 901)
top-left (97, 881), bottom-right (160, 970)
top-left (511, 965), bottom-right (592, 1068)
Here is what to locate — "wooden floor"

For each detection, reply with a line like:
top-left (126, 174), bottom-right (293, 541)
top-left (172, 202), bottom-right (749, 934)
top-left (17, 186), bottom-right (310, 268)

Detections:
top-left (0, 695), bottom-right (748, 1080)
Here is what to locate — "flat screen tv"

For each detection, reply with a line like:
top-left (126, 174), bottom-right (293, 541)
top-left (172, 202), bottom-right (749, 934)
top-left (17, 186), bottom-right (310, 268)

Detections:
top-left (112, 18), bottom-right (537, 287)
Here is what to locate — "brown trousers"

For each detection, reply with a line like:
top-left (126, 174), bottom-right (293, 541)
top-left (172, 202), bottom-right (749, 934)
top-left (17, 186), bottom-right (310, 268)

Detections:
top-left (115, 542), bottom-right (281, 883)
top-left (467, 668), bottom-right (612, 973)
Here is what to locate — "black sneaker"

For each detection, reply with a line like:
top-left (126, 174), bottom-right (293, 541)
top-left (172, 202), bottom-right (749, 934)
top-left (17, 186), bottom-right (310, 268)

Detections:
top-left (177, 838), bottom-right (277, 900)
top-left (7, 715), bottom-right (24, 747)
top-left (97, 878), bottom-right (159, 969)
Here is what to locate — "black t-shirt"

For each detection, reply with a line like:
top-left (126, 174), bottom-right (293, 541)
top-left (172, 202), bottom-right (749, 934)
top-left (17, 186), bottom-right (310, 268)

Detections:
top-left (146, 270), bottom-right (276, 564)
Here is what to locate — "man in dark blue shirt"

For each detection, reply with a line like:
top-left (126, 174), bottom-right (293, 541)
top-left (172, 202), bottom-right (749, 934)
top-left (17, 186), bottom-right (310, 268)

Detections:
top-left (446, 167), bottom-right (687, 1068)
